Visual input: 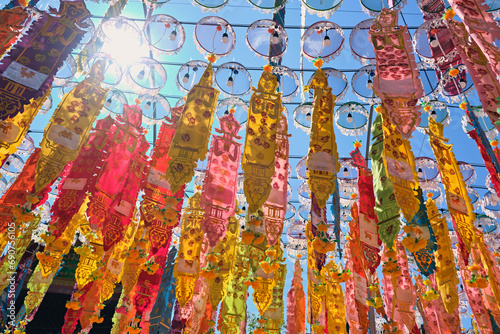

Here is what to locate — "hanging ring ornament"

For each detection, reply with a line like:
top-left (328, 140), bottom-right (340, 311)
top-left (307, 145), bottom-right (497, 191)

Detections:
top-left (127, 57), bottom-right (167, 95)
top-left (1, 154), bottom-right (24, 178)
top-left (177, 60), bottom-right (209, 93)
top-left (143, 0), bottom-right (171, 7)
top-left (86, 53), bottom-right (123, 89)
top-left (337, 158), bottom-right (358, 181)
top-left (417, 100), bottom-right (450, 134)
top-left (414, 157), bottom-right (439, 183)
top-left (439, 64), bottom-right (475, 104)
top-left (338, 179), bottom-right (357, 207)
top-left (461, 106), bottom-right (499, 140)
top-left (247, 0), bottom-right (287, 14)
top-left (215, 62), bottom-right (252, 97)
top-left (53, 54), bottom-right (77, 86)
top-left (194, 16), bottom-right (235, 57)
top-left (286, 221), bottom-right (308, 257)
top-left (293, 102), bottom-right (314, 134)
top-left (486, 174), bottom-right (499, 197)
top-left (284, 203), bottom-right (297, 229)
top-left (475, 215), bottom-right (498, 234)
top-left (74, 17), bottom-right (96, 51)
top-left (413, 18), bottom-right (459, 67)
top-left (296, 156), bottom-right (308, 181)
top-left (16, 134), bottom-right (35, 157)
top-left (301, 0), bottom-right (344, 18)
top-left (99, 17), bottom-right (144, 65)
top-left (39, 93), bottom-right (53, 116)
top-left (144, 14), bottom-right (185, 55)
top-left (216, 97), bottom-right (248, 130)
top-left (246, 19), bottom-right (288, 63)
top-left (192, 0), bottom-right (229, 12)
top-left (298, 182), bottom-right (311, 206)
top-left (137, 94), bottom-right (171, 126)
top-left (458, 161), bottom-right (476, 186)
top-left (416, 61), bottom-right (441, 104)
top-left (298, 204), bottom-right (311, 222)
top-left (103, 90), bottom-right (128, 116)
top-left (301, 21), bottom-right (344, 63)
top-left (271, 65), bottom-right (299, 103)
top-left (351, 65), bottom-right (381, 105)
top-left (349, 18), bottom-right (375, 65)
top-left (306, 68), bottom-right (348, 101)
top-left (360, 0), bottom-right (405, 16)
top-left (422, 186), bottom-right (444, 206)
top-left (334, 102), bottom-right (369, 137)
top-left (481, 191), bottom-right (500, 220)
top-left (467, 186), bottom-right (480, 210)
top-left (57, 81), bottom-right (79, 99)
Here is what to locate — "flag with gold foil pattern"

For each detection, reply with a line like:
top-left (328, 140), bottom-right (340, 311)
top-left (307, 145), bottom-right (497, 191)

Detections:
top-left (174, 192), bottom-right (204, 307)
top-left (165, 63), bottom-right (219, 193)
top-left (201, 112), bottom-right (241, 247)
top-left (427, 116), bottom-right (475, 263)
top-left (35, 60), bottom-right (108, 195)
top-left (306, 67), bottom-right (340, 209)
top-left (426, 197), bottom-right (459, 314)
top-left (242, 67), bottom-right (282, 213)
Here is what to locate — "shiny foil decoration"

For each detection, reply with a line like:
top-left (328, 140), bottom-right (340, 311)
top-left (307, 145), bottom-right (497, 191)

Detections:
top-left (447, 20), bottom-right (500, 133)
top-left (466, 109), bottom-right (500, 196)
top-left (286, 259), bottom-right (306, 334)
top-left (148, 247), bottom-right (178, 334)
top-left (0, 7), bottom-right (28, 57)
top-left (201, 113), bottom-right (241, 247)
top-left (306, 67), bottom-right (340, 209)
top-left (369, 9), bottom-right (424, 137)
top-left (0, 88), bottom-right (51, 166)
top-left (23, 200), bottom-right (87, 320)
top-left (141, 107), bottom-right (185, 256)
top-left (218, 243), bottom-right (249, 334)
top-left (427, 117), bottom-right (476, 263)
top-left (323, 261), bottom-right (347, 334)
top-left (263, 112), bottom-right (289, 247)
top-left (165, 63), bottom-right (219, 193)
top-left (426, 198), bottom-right (459, 314)
top-left (457, 248), bottom-right (494, 334)
top-left (350, 147), bottom-right (381, 273)
top-left (207, 217), bottom-right (238, 309)
top-left (242, 69), bottom-right (282, 213)
top-left (263, 262), bottom-right (287, 334)
top-left (86, 105), bottom-right (149, 251)
top-left (50, 116), bottom-right (115, 239)
top-left (174, 192), bottom-right (204, 307)
top-left (35, 60), bottom-right (108, 194)
top-left (0, 0), bottom-right (90, 120)
top-left (369, 113), bottom-right (400, 249)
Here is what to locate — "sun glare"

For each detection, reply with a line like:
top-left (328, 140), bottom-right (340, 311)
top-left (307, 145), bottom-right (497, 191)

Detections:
top-left (100, 19), bottom-right (148, 68)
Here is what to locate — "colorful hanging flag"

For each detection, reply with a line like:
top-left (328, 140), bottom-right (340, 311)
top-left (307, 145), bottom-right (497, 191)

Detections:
top-left (369, 8), bottom-right (424, 137)
top-left (0, 7), bottom-right (28, 60)
top-left (264, 112), bottom-right (289, 247)
top-left (201, 112), bottom-right (242, 247)
top-left (242, 66), bottom-right (282, 213)
top-left (286, 259), bottom-right (306, 334)
top-left (369, 113), bottom-right (400, 249)
top-left (174, 192), bottom-right (204, 307)
top-left (218, 243), bottom-right (249, 334)
top-left (165, 62), bottom-right (219, 193)
top-left (149, 247), bottom-right (178, 334)
top-left (350, 147), bottom-right (381, 273)
top-left (447, 20), bottom-right (500, 133)
top-left (0, 88), bottom-right (51, 166)
top-left (426, 198), bottom-right (459, 313)
top-left (34, 60), bottom-right (108, 194)
top-left (306, 67), bottom-right (340, 209)
top-left (86, 104), bottom-right (149, 250)
top-left (426, 116), bottom-right (476, 263)
top-left (0, 0), bottom-right (90, 120)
